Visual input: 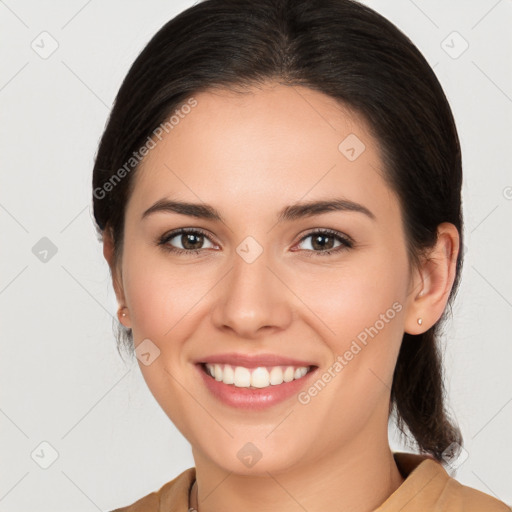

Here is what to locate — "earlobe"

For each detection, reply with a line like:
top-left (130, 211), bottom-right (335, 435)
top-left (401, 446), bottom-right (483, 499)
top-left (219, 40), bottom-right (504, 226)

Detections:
top-left (404, 222), bottom-right (460, 335)
top-left (117, 305), bottom-right (131, 328)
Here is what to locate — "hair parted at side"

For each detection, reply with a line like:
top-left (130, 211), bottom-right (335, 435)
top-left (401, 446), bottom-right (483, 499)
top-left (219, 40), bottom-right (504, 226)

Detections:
top-left (92, 0), bottom-right (464, 462)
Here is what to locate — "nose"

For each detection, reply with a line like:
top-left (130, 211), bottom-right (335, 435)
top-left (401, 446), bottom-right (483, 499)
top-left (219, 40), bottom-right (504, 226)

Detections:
top-left (211, 247), bottom-right (293, 339)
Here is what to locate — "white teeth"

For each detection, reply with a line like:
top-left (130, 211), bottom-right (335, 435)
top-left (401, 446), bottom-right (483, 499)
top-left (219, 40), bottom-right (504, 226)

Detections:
top-left (223, 364), bottom-right (234, 384)
top-left (234, 366), bottom-right (251, 387)
top-left (204, 363), bottom-right (311, 388)
top-left (283, 366), bottom-right (295, 382)
top-left (250, 367), bottom-right (269, 388)
top-left (269, 366), bottom-right (284, 385)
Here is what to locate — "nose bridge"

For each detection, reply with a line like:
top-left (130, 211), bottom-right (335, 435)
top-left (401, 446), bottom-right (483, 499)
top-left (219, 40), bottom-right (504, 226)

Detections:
top-left (211, 242), bottom-right (292, 337)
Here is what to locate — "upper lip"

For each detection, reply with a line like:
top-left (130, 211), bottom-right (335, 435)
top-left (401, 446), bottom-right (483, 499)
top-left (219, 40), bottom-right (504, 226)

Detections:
top-left (197, 353), bottom-right (317, 368)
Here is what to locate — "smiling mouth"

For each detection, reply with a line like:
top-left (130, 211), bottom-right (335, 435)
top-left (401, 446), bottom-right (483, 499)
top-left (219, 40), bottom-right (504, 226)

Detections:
top-left (199, 362), bottom-right (316, 389)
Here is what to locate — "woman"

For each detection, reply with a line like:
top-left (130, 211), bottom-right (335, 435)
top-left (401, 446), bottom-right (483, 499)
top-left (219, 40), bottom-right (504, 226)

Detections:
top-left (92, 0), bottom-right (510, 510)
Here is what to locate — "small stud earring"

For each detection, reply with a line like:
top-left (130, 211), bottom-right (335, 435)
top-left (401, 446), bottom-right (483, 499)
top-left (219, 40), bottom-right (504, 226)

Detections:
top-left (121, 311), bottom-right (127, 317)
top-left (417, 318), bottom-right (423, 325)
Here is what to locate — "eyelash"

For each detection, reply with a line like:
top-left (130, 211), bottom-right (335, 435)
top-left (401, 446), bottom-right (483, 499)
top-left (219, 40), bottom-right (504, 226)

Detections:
top-left (296, 228), bottom-right (354, 257)
top-left (157, 228), bottom-right (354, 257)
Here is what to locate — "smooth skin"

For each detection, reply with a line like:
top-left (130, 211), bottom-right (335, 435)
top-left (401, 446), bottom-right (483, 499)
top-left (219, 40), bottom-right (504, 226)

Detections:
top-left (103, 82), bottom-right (459, 512)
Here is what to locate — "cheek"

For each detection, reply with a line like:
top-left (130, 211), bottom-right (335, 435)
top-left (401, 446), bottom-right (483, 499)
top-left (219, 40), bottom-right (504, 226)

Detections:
top-left (291, 250), bottom-right (408, 386)
top-left (121, 244), bottom-right (213, 346)
top-left (288, 259), bottom-right (407, 439)
top-left (120, 246), bottom-right (211, 432)
top-left (295, 257), bottom-right (406, 342)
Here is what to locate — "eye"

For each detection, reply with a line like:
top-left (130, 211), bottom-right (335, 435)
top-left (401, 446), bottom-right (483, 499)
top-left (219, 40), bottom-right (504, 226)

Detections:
top-left (294, 229), bottom-right (353, 256)
top-left (157, 227), bottom-right (354, 257)
top-left (157, 228), bottom-right (218, 255)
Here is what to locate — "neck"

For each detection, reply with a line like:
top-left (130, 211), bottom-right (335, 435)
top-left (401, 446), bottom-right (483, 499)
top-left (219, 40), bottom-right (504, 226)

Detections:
top-left (190, 427), bottom-right (404, 512)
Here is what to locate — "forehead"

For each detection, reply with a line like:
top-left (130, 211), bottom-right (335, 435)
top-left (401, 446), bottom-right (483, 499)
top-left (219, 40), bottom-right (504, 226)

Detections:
top-left (128, 82), bottom-right (397, 222)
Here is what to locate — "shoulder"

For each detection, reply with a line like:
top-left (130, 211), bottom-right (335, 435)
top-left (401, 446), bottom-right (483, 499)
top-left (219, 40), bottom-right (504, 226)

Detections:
top-left (440, 476), bottom-right (511, 511)
top-left (380, 452), bottom-right (511, 511)
top-left (109, 492), bottom-right (158, 512)
top-left (109, 467), bottom-right (196, 512)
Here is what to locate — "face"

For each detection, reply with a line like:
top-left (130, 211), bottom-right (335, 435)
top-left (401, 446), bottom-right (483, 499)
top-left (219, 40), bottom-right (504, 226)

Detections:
top-left (110, 83), bottom-right (421, 475)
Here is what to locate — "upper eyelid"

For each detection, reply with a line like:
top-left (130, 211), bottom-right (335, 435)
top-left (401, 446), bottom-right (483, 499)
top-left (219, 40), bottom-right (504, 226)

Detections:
top-left (162, 227), bottom-right (219, 246)
top-left (297, 228), bottom-right (353, 244)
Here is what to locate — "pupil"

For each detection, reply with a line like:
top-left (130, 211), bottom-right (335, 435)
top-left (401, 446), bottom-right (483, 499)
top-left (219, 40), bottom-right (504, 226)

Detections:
top-left (182, 233), bottom-right (203, 250)
top-left (312, 234), bottom-right (333, 251)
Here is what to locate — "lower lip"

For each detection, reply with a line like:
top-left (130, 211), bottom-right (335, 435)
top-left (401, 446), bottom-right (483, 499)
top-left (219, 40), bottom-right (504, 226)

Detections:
top-left (196, 364), bottom-right (318, 410)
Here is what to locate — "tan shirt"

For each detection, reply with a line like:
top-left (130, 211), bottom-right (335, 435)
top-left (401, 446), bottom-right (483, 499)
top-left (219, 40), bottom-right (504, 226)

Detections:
top-left (111, 452), bottom-right (510, 511)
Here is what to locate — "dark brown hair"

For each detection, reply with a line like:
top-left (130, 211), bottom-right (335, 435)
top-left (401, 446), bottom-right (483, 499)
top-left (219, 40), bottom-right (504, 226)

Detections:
top-left (92, 0), bottom-right (464, 461)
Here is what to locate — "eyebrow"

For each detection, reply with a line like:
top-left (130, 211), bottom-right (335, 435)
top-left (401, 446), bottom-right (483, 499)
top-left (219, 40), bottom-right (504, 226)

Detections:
top-left (141, 197), bottom-right (376, 223)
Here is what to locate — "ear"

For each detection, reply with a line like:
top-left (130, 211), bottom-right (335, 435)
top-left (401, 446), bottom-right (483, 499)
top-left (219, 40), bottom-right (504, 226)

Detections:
top-left (404, 222), bottom-right (460, 335)
top-left (103, 227), bottom-right (131, 328)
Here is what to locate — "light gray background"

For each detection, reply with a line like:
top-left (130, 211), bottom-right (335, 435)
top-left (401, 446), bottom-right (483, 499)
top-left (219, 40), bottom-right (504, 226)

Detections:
top-left (1, 0), bottom-right (511, 510)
